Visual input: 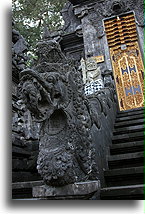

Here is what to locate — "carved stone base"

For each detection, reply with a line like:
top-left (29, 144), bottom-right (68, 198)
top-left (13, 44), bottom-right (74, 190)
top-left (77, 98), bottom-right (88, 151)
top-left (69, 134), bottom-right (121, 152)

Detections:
top-left (32, 180), bottom-right (100, 200)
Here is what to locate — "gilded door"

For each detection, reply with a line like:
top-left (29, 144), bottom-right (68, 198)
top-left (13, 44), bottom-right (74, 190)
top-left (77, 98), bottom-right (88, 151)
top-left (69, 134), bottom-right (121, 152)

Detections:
top-left (104, 12), bottom-right (144, 111)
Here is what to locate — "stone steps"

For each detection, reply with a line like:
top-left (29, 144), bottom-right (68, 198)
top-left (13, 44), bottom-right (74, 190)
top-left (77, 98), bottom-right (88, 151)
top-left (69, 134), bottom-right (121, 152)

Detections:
top-left (104, 166), bottom-right (144, 187)
top-left (12, 181), bottom-right (44, 199)
top-left (101, 184), bottom-right (144, 200)
top-left (12, 171), bottom-right (41, 183)
top-left (12, 180), bottom-right (100, 200)
top-left (110, 140), bottom-right (144, 155)
top-left (114, 118), bottom-right (144, 128)
top-left (13, 198), bottom-right (41, 200)
top-left (115, 113), bottom-right (144, 122)
top-left (108, 151), bottom-right (144, 169)
top-left (12, 108), bottom-right (144, 200)
top-left (116, 108), bottom-right (144, 118)
top-left (112, 131), bottom-right (144, 144)
top-left (113, 124), bottom-right (144, 135)
top-left (101, 108), bottom-right (144, 199)
top-left (12, 146), bottom-right (31, 157)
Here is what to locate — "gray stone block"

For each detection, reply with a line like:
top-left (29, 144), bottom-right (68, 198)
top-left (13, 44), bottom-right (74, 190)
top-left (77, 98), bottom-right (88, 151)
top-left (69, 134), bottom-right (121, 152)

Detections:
top-left (32, 180), bottom-right (100, 199)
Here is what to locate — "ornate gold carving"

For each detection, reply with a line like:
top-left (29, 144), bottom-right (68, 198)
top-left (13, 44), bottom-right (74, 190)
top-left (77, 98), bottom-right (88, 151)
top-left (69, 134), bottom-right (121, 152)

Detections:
top-left (93, 55), bottom-right (105, 63)
top-left (104, 12), bottom-right (144, 111)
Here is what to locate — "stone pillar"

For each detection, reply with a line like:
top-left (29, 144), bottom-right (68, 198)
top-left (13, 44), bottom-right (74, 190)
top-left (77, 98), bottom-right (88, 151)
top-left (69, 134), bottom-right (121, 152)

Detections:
top-left (73, 2), bottom-right (110, 73)
top-left (79, 12), bottom-right (97, 57)
top-left (73, 4), bottom-right (107, 95)
top-left (74, 5), bottom-right (97, 58)
top-left (136, 24), bottom-right (144, 58)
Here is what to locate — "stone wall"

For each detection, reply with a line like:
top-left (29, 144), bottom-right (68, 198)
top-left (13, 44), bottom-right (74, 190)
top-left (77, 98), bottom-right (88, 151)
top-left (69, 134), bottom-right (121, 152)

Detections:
top-left (87, 88), bottom-right (117, 186)
top-left (61, 0), bottom-right (144, 71)
top-left (12, 23), bottom-right (41, 182)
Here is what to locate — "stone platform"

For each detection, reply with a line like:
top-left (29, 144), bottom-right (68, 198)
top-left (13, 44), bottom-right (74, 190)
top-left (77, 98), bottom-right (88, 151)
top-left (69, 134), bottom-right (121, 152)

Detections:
top-left (32, 180), bottom-right (100, 200)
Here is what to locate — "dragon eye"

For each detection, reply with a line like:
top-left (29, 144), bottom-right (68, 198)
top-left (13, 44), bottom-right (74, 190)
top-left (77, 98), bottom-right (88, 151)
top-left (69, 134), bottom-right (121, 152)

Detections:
top-left (47, 76), bottom-right (54, 83)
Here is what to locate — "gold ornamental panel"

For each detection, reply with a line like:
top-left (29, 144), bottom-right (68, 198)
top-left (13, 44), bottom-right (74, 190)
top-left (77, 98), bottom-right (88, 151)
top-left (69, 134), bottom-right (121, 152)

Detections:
top-left (104, 12), bottom-right (144, 111)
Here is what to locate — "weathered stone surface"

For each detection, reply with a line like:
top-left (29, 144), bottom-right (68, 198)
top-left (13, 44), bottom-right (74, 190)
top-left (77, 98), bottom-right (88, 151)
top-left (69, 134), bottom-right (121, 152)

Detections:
top-left (104, 166), bottom-right (144, 187)
top-left (102, 69), bottom-right (115, 89)
top-left (60, 32), bottom-right (84, 63)
top-left (68, 0), bottom-right (87, 5)
top-left (63, 0), bottom-right (144, 71)
top-left (61, 2), bottom-right (81, 33)
top-left (114, 118), bottom-right (144, 128)
top-left (113, 124), bottom-right (144, 135)
top-left (101, 184), bottom-right (144, 199)
top-left (12, 146), bottom-right (31, 157)
top-left (110, 140), bottom-right (144, 155)
top-left (12, 0), bottom-right (144, 200)
top-left (112, 131), bottom-right (144, 144)
top-left (12, 181), bottom-right (44, 199)
top-left (12, 27), bottom-right (28, 76)
top-left (32, 180), bottom-right (100, 199)
top-left (18, 28), bottom-right (118, 189)
top-left (116, 109), bottom-right (144, 118)
top-left (12, 135), bottom-right (26, 148)
top-left (12, 131), bottom-right (40, 182)
top-left (12, 24), bottom-right (41, 183)
top-left (12, 172), bottom-right (41, 182)
top-left (19, 37), bottom-right (101, 186)
top-left (12, 181), bottom-right (44, 190)
top-left (109, 151), bottom-right (144, 162)
top-left (115, 114), bottom-right (144, 123)
top-left (101, 108), bottom-right (144, 199)
top-left (81, 57), bottom-right (104, 96)
top-left (12, 22), bottom-right (40, 141)
top-left (108, 151), bottom-right (144, 170)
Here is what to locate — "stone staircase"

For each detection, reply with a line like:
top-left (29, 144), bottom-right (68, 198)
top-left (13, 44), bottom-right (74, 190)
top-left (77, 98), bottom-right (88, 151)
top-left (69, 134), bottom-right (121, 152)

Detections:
top-left (101, 107), bottom-right (144, 199)
top-left (12, 107), bottom-right (144, 200)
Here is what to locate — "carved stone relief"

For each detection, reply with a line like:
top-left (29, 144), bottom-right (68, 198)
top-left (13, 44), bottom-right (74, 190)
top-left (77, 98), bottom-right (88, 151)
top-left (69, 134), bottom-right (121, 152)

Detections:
top-left (102, 69), bottom-right (115, 89)
top-left (19, 38), bottom-right (100, 186)
top-left (12, 28), bottom-right (28, 71)
top-left (12, 24), bottom-right (40, 141)
top-left (81, 57), bottom-right (104, 95)
top-left (61, 2), bottom-right (81, 33)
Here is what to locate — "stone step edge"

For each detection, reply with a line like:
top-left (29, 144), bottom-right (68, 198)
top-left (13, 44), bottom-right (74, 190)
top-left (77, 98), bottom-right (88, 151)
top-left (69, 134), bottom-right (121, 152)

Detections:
top-left (117, 107), bottom-right (144, 114)
top-left (116, 111), bottom-right (144, 118)
top-left (114, 118), bottom-right (144, 128)
top-left (12, 180), bottom-right (44, 189)
top-left (104, 166), bottom-right (144, 177)
top-left (110, 140), bottom-right (144, 150)
top-left (115, 114), bottom-right (144, 122)
top-left (112, 132), bottom-right (144, 142)
top-left (101, 184), bottom-right (144, 196)
top-left (12, 198), bottom-right (41, 200)
top-left (113, 125), bottom-right (144, 135)
top-left (108, 151), bottom-right (144, 162)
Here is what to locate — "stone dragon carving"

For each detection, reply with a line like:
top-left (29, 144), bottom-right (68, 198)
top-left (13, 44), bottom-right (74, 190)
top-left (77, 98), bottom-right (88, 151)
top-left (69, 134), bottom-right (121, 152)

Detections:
top-left (12, 28), bottom-right (28, 71)
top-left (19, 39), bottom-right (99, 186)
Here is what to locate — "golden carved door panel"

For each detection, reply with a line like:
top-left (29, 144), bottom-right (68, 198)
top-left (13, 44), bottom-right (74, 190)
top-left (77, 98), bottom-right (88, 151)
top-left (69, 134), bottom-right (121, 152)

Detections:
top-left (104, 12), bottom-right (144, 111)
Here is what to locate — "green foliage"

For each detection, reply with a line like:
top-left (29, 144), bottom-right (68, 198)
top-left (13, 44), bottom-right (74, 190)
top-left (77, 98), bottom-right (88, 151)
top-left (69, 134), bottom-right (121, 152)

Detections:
top-left (12, 0), bottom-right (67, 51)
